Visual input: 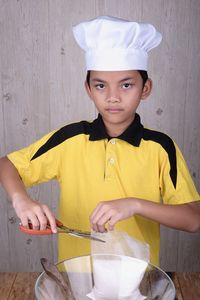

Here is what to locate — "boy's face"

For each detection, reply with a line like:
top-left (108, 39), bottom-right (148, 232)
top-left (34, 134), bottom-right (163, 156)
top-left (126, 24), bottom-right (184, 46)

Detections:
top-left (85, 70), bottom-right (152, 135)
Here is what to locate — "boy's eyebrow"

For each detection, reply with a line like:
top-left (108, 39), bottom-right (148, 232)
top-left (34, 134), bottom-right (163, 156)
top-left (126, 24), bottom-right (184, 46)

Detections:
top-left (91, 77), bottom-right (135, 83)
top-left (119, 77), bottom-right (135, 82)
top-left (91, 78), bottom-right (107, 83)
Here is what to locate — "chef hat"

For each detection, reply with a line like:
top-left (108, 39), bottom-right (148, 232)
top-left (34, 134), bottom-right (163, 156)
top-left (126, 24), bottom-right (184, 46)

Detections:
top-left (72, 16), bottom-right (162, 71)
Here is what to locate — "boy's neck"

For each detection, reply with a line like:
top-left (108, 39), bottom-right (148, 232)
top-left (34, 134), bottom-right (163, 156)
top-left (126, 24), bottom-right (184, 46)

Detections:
top-left (103, 115), bottom-right (136, 137)
top-left (106, 127), bottom-right (124, 137)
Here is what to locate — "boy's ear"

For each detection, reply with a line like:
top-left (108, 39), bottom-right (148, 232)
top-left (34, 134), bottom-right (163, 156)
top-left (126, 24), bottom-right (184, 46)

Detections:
top-left (141, 79), bottom-right (152, 99)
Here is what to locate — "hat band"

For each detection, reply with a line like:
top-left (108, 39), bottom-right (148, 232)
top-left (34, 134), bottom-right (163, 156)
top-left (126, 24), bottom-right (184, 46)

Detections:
top-left (85, 48), bottom-right (148, 71)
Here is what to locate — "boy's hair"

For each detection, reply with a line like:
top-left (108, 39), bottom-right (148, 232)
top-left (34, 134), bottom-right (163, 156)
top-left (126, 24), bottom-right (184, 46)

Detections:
top-left (86, 70), bottom-right (148, 88)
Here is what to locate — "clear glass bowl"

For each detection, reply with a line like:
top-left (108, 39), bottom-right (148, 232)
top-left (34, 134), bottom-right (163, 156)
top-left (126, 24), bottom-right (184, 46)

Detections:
top-left (35, 255), bottom-right (175, 300)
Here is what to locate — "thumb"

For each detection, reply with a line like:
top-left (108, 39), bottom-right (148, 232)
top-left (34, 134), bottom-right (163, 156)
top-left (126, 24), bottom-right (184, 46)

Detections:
top-left (108, 216), bottom-right (118, 231)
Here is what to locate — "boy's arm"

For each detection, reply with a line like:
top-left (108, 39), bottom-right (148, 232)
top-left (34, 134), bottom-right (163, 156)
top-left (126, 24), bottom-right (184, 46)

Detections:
top-left (90, 198), bottom-right (200, 233)
top-left (0, 156), bottom-right (57, 232)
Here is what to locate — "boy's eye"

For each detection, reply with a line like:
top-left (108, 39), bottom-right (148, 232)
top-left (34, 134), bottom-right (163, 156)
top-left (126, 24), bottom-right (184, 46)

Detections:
top-left (95, 83), bottom-right (105, 90)
top-left (122, 83), bottom-right (133, 89)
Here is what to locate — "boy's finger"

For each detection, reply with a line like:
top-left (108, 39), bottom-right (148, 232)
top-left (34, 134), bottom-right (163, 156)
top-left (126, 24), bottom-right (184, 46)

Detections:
top-left (90, 203), bottom-right (110, 225)
top-left (42, 206), bottom-right (57, 233)
top-left (90, 202), bottom-right (104, 221)
top-left (90, 215), bottom-right (106, 232)
top-left (35, 212), bottom-right (48, 230)
top-left (96, 223), bottom-right (107, 233)
top-left (91, 223), bottom-right (99, 232)
top-left (27, 213), bottom-right (40, 230)
top-left (20, 215), bottom-right (30, 228)
top-left (108, 215), bottom-right (119, 230)
top-left (93, 211), bottom-right (112, 232)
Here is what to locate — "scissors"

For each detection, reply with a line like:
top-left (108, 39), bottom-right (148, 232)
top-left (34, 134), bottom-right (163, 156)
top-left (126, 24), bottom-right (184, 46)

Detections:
top-left (19, 218), bottom-right (105, 243)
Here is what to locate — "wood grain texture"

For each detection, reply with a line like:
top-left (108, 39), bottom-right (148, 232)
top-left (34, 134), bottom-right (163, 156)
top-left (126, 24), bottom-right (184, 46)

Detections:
top-left (0, 273), bottom-right (17, 299)
top-left (0, 0), bottom-right (199, 271)
top-left (0, 272), bottom-right (40, 300)
top-left (173, 273), bottom-right (184, 300)
top-left (175, 273), bottom-right (200, 300)
top-left (9, 273), bottom-right (39, 300)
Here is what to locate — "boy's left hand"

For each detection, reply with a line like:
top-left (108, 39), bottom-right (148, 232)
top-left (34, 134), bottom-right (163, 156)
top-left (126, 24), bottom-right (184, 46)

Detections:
top-left (90, 198), bottom-right (200, 233)
top-left (90, 198), bottom-right (138, 232)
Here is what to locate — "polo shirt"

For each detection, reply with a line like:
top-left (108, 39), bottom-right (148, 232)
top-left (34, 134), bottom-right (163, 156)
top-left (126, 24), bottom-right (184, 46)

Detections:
top-left (8, 113), bottom-right (199, 265)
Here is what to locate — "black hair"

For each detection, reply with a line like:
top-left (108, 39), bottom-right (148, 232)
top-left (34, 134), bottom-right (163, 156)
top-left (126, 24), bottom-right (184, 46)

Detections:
top-left (86, 70), bottom-right (148, 88)
top-left (137, 70), bottom-right (149, 87)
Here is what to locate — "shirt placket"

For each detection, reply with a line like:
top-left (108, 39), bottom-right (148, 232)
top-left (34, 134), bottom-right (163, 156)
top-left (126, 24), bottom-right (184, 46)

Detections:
top-left (104, 138), bottom-right (117, 180)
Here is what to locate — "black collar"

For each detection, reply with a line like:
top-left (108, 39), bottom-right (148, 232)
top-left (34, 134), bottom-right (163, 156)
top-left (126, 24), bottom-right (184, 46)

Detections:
top-left (89, 113), bottom-right (144, 147)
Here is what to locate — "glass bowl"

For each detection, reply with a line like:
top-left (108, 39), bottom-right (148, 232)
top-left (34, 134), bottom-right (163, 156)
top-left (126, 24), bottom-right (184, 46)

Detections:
top-left (35, 255), bottom-right (175, 300)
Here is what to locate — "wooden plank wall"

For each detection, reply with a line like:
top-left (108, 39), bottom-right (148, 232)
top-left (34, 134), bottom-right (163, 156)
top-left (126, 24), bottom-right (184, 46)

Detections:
top-left (0, 0), bottom-right (199, 272)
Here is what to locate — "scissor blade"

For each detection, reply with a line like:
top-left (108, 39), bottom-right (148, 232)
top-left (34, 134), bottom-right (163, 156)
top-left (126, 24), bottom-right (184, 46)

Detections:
top-left (58, 226), bottom-right (105, 242)
top-left (69, 232), bottom-right (105, 243)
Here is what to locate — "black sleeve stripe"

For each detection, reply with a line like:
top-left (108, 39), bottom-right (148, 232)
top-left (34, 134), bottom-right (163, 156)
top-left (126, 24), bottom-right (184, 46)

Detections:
top-left (31, 121), bottom-right (91, 161)
top-left (143, 129), bottom-right (177, 189)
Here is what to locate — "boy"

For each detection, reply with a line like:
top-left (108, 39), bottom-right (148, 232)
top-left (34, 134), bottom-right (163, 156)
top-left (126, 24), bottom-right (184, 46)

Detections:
top-left (0, 16), bottom-right (199, 266)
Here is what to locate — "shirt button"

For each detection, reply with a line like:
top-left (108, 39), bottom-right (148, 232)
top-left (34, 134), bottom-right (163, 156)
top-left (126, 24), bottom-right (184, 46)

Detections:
top-left (110, 139), bottom-right (116, 144)
top-left (109, 158), bottom-right (115, 164)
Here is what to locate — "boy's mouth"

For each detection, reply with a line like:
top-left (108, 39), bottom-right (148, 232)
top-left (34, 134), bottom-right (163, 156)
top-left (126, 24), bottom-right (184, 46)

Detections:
top-left (105, 108), bottom-right (123, 113)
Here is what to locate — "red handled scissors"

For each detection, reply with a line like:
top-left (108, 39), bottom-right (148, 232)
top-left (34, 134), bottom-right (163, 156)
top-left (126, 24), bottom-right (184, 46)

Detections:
top-left (19, 218), bottom-right (105, 243)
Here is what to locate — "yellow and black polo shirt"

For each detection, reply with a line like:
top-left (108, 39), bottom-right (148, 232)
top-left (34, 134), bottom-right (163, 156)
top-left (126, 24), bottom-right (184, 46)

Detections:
top-left (8, 113), bottom-right (199, 265)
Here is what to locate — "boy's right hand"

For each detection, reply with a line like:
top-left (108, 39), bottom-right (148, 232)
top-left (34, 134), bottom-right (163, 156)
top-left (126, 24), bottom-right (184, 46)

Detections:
top-left (0, 156), bottom-right (57, 233)
top-left (12, 194), bottom-right (57, 233)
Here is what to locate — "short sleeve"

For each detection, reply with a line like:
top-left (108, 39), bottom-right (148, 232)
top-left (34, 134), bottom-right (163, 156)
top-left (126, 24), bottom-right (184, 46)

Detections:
top-left (7, 129), bottom-right (61, 187)
top-left (160, 142), bottom-right (199, 204)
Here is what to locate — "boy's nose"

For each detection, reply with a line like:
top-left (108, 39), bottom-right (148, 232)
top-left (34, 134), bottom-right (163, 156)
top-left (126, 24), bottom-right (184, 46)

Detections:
top-left (106, 89), bottom-right (120, 102)
top-left (106, 86), bottom-right (120, 102)
top-left (106, 96), bottom-right (120, 103)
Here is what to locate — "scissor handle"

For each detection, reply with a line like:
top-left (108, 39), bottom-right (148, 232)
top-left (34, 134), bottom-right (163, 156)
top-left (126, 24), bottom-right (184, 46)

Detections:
top-left (19, 218), bottom-right (64, 235)
top-left (19, 223), bottom-right (53, 235)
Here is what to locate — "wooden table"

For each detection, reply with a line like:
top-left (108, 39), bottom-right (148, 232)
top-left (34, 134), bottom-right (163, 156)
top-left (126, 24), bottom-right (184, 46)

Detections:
top-left (0, 272), bottom-right (199, 299)
top-left (171, 272), bottom-right (200, 300)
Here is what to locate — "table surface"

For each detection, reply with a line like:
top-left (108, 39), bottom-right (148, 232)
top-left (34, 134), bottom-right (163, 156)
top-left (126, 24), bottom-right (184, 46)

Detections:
top-left (0, 272), bottom-right (200, 300)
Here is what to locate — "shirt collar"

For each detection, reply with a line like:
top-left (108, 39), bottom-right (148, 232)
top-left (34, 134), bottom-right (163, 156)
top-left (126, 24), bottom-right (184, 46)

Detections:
top-left (89, 113), bottom-right (144, 147)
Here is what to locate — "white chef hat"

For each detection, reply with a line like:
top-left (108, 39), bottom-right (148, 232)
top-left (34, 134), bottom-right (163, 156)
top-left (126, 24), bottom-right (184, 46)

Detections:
top-left (72, 16), bottom-right (162, 71)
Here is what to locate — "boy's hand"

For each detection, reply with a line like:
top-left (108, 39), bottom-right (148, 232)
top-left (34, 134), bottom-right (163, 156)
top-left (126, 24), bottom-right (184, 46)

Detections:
top-left (0, 157), bottom-right (57, 233)
top-left (90, 198), bottom-right (200, 233)
top-left (90, 198), bottom-right (139, 232)
top-left (12, 194), bottom-right (57, 233)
